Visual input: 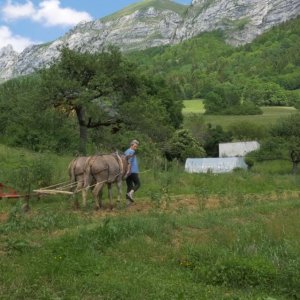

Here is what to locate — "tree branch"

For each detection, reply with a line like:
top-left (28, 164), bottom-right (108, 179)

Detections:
top-left (86, 118), bottom-right (123, 128)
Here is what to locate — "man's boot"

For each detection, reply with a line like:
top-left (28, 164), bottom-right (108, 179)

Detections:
top-left (126, 190), bottom-right (135, 202)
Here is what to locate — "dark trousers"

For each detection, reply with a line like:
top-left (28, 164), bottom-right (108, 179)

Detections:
top-left (126, 173), bottom-right (141, 193)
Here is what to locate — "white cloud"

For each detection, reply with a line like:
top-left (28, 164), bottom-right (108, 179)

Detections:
top-left (2, 0), bottom-right (35, 21)
top-left (2, 0), bottom-right (93, 27)
top-left (0, 25), bottom-right (38, 52)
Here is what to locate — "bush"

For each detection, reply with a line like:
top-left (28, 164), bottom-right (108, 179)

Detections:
top-left (164, 129), bottom-right (206, 162)
top-left (247, 137), bottom-right (287, 162)
top-left (221, 102), bottom-right (263, 115)
top-left (228, 120), bottom-right (268, 140)
top-left (244, 156), bottom-right (255, 169)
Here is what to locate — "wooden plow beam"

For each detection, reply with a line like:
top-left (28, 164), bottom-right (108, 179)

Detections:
top-left (33, 189), bottom-right (74, 195)
top-left (33, 181), bottom-right (77, 196)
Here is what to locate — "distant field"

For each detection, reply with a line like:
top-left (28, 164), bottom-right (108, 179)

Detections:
top-left (183, 100), bottom-right (298, 129)
top-left (182, 99), bottom-right (205, 114)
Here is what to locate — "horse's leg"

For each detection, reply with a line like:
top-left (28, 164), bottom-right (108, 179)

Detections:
top-left (99, 188), bottom-right (103, 208)
top-left (92, 182), bottom-right (104, 210)
top-left (73, 180), bottom-right (81, 209)
top-left (116, 179), bottom-right (122, 207)
top-left (107, 183), bottom-right (113, 210)
top-left (81, 180), bottom-right (88, 208)
top-left (73, 176), bottom-right (85, 208)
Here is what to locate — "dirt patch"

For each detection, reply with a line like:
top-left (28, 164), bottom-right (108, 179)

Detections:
top-left (74, 195), bottom-right (223, 217)
top-left (205, 197), bottom-right (221, 209)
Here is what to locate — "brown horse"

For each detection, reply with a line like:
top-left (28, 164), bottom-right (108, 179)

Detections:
top-left (84, 153), bottom-right (130, 210)
top-left (68, 156), bottom-right (92, 208)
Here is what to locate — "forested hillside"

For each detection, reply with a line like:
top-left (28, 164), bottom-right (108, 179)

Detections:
top-left (128, 16), bottom-right (300, 114)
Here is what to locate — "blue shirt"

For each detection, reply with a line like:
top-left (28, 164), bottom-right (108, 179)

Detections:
top-left (124, 148), bottom-right (139, 173)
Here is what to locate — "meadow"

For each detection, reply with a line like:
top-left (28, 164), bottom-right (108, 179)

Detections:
top-left (183, 100), bottom-right (297, 129)
top-left (1, 140), bottom-right (300, 299)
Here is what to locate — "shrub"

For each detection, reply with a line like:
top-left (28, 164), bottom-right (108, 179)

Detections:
top-left (228, 120), bottom-right (268, 140)
top-left (248, 137), bottom-right (287, 162)
top-left (164, 129), bottom-right (206, 162)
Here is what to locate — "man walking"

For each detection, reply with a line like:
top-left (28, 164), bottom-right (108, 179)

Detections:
top-left (124, 140), bottom-right (140, 204)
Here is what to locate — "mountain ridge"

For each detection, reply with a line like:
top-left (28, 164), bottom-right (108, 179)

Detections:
top-left (1, 0), bottom-right (300, 82)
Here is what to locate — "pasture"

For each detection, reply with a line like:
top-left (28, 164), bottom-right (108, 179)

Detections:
top-left (1, 144), bottom-right (300, 299)
top-left (183, 100), bottom-right (297, 129)
top-left (182, 99), bottom-right (205, 114)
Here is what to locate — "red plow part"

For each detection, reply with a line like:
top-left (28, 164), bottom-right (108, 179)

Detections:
top-left (0, 183), bottom-right (22, 199)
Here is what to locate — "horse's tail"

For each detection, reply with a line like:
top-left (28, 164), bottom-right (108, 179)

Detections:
top-left (68, 158), bottom-right (77, 183)
top-left (83, 156), bottom-right (94, 188)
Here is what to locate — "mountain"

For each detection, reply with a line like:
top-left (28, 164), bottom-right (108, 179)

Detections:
top-left (0, 45), bottom-right (18, 81)
top-left (1, 0), bottom-right (300, 82)
top-left (182, 0), bottom-right (300, 46)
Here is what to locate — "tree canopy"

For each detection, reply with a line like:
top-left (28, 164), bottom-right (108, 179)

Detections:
top-left (0, 47), bottom-right (183, 155)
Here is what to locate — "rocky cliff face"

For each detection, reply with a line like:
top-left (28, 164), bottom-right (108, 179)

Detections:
top-left (0, 45), bottom-right (18, 82)
top-left (179, 0), bottom-right (300, 45)
top-left (1, 0), bottom-right (300, 81)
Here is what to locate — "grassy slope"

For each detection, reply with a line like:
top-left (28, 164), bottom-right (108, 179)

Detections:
top-left (183, 100), bottom-right (298, 129)
top-left (102, 0), bottom-right (188, 22)
top-left (0, 144), bottom-right (300, 299)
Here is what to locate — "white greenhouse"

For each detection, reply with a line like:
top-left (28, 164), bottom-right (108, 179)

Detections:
top-left (185, 157), bottom-right (248, 174)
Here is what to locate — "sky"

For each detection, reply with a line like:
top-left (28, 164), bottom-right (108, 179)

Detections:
top-left (0, 0), bottom-right (191, 52)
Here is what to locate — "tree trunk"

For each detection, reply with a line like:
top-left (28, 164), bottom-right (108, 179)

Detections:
top-left (292, 162), bottom-right (298, 175)
top-left (290, 150), bottom-right (300, 175)
top-left (75, 106), bottom-right (88, 155)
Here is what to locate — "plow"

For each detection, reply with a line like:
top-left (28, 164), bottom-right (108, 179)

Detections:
top-left (0, 182), bottom-right (31, 211)
top-left (0, 182), bottom-right (23, 199)
top-left (0, 181), bottom-right (79, 211)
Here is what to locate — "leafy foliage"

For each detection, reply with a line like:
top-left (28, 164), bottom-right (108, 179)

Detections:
top-left (128, 17), bottom-right (300, 114)
top-left (228, 121), bottom-right (268, 141)
top-left (164, 129), bottom-right (206, 162)
top-left (270, 113), bottom-right (300, 173)
top-left (0, 76), bottom-right (78, 152)
top-left (0, 48), bottom-right (182, 154)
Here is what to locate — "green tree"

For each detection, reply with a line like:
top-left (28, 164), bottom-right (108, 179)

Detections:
top-left (271, 113), bottom-right (300, 173)
top-left (204, 124), bottom-right (232, 157)
top-left (164, 129), bottom-right (206, 162)
top-left (0, 76), bottom-right (77, 152)
top-left (39, 47), bottom-right (143, 154)
top-left (203, 82), bottom-right (241, 114)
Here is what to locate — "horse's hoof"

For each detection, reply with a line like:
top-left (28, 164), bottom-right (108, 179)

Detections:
top-left (22, 203), bottom-right (30, 212)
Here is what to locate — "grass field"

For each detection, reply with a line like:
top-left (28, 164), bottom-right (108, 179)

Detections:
top-left (1, 145), bottom-right (300, 299)
top-left (183, 100), bottom-right (297, 129)
top-left (182, 99), bottom-right (205, 114)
